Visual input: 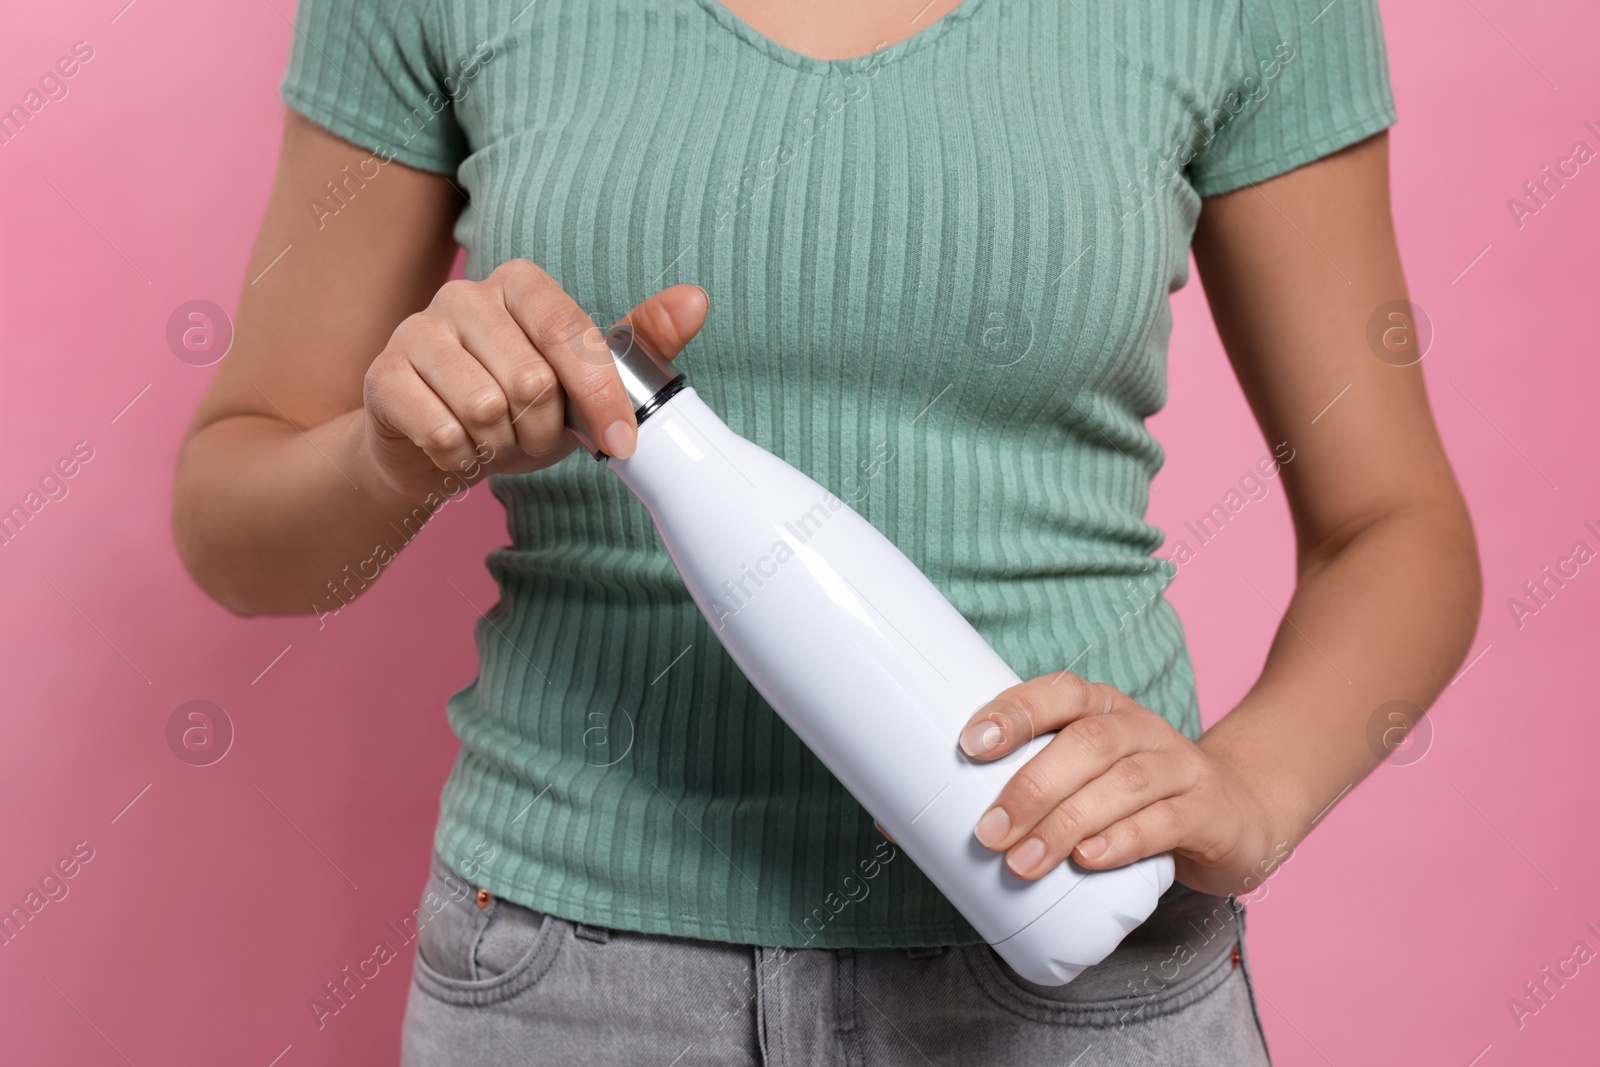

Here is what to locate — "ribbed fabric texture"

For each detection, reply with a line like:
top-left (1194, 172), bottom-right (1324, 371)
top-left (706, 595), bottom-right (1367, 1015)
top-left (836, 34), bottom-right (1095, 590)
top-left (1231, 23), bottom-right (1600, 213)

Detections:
top-left (282, 0), bottom-right (1396, 947)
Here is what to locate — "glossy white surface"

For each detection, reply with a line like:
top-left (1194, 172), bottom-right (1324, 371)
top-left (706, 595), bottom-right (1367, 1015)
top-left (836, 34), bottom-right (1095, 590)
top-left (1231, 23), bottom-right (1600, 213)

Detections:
top-left (610, 389), bottom-right (1173, 984)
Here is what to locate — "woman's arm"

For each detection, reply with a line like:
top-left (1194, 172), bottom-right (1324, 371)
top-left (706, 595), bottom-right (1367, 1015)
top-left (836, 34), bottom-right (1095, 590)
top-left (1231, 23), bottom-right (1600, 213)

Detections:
top-left (172, 112), bottom-right (459, 616)
top-left (958, 132), bottom-right (1482, 896)
top-left (173, 112), bottom-right (706, 616)
top-left (1187, 130), bottom-right (1480, 866)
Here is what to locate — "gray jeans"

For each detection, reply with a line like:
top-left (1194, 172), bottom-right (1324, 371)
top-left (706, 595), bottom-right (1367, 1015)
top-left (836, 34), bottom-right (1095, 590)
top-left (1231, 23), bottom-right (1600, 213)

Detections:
top-left (401, 852), bottom-right (1272, 1065)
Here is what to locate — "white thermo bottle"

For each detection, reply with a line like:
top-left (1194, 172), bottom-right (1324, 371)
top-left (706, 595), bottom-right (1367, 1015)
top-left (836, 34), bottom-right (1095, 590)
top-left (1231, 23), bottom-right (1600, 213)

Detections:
top-left (566, 326), bottom-right (1175, 985)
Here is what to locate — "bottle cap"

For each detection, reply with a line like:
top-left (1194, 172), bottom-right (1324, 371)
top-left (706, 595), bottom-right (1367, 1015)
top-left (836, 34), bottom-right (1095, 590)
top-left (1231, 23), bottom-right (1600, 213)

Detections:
top-left (565, 325), bottom-right (686, 459)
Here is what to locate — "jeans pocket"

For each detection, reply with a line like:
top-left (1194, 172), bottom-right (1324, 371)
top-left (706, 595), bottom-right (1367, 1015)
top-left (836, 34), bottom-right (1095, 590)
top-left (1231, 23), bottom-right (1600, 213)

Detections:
top-left (410, 853), bottom-right (564, 1007)
top-left (966, 891), bottom-right (1241, 1026)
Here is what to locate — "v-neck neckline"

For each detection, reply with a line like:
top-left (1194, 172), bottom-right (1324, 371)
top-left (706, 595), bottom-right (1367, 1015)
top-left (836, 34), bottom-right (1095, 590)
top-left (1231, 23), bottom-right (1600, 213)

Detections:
top-left (691, 0), bottom-right (989, 75)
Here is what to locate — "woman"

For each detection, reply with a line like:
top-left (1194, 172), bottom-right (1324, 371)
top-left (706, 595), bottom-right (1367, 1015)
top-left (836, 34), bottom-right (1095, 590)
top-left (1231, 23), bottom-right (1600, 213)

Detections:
top-left (173, 0), bottom-right (1480, 1061)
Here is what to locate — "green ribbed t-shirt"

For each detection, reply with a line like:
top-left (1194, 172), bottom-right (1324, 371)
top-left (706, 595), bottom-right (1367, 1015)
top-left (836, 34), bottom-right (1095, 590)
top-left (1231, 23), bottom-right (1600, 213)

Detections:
top-left (282, 0), bottom-right (1396, 947)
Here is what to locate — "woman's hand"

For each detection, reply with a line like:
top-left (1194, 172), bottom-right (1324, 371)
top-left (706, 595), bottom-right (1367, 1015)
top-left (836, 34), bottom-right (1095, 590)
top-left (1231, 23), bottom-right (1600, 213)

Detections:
top-left (361, 259), bottom-right (708, 500)
top-left (176, 114), bottom-right (720, 615)
top-left (960, 671), bottom-right (1280, 897)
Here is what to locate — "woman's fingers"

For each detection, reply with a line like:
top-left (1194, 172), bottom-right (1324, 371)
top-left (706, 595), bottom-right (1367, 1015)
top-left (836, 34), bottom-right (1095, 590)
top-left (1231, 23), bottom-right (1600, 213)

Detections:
top-left (1000, 751), bottom-right (1194, 878)
top-left (492, 265), bottom-right (710, 459)
top-left (959, 671), bottom-right (1124, 761)
top-left (971, 707), bottom-right (1166, 852)
top-left (1072, 798), bottom-right (1191, 872)
top-left (491, 259), bottom-right (640, 457)
top-left (958, 671), bottom-right (1188, 879)
top-left (435, 279), bottom-right (564, 460)
top-left (406, 305), bottom-right (531, 464)
top-left (363, 261), bottom-right (709, 498)
top-left (366, 332), bottom-right (494, 475)
top-left (464, 271), bottom-right (708, 461)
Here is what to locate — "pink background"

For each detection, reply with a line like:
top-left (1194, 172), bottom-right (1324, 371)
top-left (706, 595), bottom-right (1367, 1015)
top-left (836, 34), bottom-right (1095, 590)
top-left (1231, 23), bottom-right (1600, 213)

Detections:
top-left (2, 0), bottom-right (1595, 1063)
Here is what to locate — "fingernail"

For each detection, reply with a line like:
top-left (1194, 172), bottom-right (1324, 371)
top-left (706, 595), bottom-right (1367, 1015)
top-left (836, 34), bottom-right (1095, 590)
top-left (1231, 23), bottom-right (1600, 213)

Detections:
top-left (960, 719), bottom-right (1006, 758)
top-left (974, 807), bottom-right (1010, 848)
top-left (1008, 838), bottom-right (1046, 876)
top-left (962, 699), bottom-right (1033, 758)
top-left (694, 284), bottom-right (710, 305)
top-left (603, 419), bottom-right (636, 459)
top-left (1076, 835), bottom-right (1107, 860)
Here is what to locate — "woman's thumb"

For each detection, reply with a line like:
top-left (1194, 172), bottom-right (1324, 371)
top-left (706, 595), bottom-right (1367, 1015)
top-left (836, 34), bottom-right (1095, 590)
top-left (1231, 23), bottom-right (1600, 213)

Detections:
top-left (614, 284), bottom-right (709, 361)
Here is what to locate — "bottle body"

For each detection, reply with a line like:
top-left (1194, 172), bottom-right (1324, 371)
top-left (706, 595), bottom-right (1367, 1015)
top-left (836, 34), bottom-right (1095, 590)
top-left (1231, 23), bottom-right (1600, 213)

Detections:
top-left (609, 388), bottom-right (1173, 984)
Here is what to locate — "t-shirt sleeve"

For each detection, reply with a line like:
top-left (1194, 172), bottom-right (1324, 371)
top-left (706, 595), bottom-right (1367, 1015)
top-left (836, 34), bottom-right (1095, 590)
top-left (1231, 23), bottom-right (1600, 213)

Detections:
top-left (278, 0), bottom-right (467, 174)
top-left (1186, 0), bottom-right (1398, 197)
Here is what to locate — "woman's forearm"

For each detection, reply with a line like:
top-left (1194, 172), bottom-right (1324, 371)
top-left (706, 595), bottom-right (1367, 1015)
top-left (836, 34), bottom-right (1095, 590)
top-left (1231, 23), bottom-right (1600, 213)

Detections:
top-left (172, 410), bottom-right (466, 617)
top-left (1198, 495), bottom-right (1482, 865)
